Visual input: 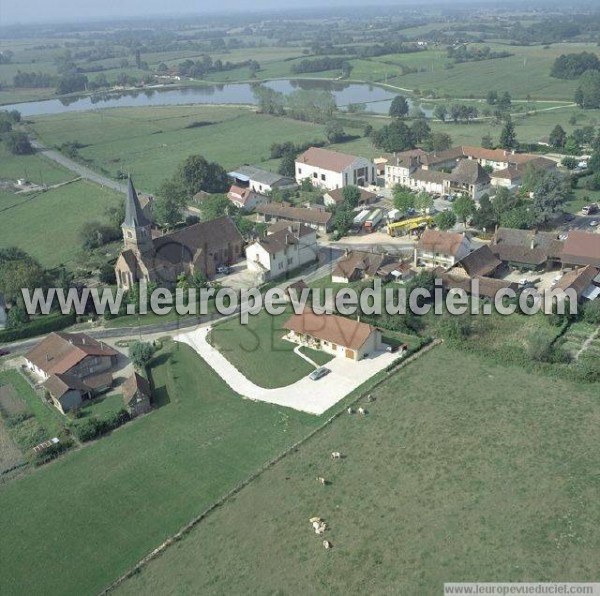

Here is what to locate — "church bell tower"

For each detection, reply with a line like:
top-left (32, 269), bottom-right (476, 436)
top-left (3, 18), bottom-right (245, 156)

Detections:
top-left (121, 177), bottom-right (152, 255)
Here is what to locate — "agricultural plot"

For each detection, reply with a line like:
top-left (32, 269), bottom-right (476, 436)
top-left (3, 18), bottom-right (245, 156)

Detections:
top-left (562, 322), bottom-right (600, 359)
top-left (0, 384), bottom-right (27, 473)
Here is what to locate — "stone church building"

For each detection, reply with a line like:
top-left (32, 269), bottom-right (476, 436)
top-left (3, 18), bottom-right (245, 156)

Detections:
top-left (115, 178), bottom-right (243, 289)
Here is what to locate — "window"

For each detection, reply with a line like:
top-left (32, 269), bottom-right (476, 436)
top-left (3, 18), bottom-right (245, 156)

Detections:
top-left (298, 168), bottom-right (302, 174)
top-left (321, 174), bottom-right (326, 181)
top-left (127, 231), bottom-right (133, 238)
top-left (313, 172), bottom-right (318, 179)
top-left (287, 257), bottom-right (293, 265)
top-left (278, 262), bottom-right (284, 270)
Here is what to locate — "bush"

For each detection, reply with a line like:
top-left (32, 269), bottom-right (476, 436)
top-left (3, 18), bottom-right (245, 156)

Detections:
top-left (72, 409), bottom-right (130, 442)
top-left (0, 312), bottom-right (76, 343)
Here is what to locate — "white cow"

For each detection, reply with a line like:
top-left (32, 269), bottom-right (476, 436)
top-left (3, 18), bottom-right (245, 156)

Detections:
top-left (331, 451), bottom-right (342, 459)
top-left (317, 476), bottom-right (326, 486)
top-left (357, 407), bottom-right (366, 415)
top-left (323, 540), bottom-right (332, 549)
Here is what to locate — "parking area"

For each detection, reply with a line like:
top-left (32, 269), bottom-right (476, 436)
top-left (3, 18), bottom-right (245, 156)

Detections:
top-left (500, 268), bottom-right (565, 291)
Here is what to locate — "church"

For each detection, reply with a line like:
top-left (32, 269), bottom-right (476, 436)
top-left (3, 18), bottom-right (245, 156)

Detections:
top-left (114, 178), bottom-right (243, 289)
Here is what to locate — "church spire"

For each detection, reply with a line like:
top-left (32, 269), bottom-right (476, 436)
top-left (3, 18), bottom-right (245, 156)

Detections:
top-left (123, 176), bottom-right (151, 228)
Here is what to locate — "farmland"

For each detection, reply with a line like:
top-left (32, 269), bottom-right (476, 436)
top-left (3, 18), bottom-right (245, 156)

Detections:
top-left (116, 345), bottom-right (600, 595)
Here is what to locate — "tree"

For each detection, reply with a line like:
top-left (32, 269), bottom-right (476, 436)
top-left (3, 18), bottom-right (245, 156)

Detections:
top-left (549, 124), bottom-right (567, 148)
top-left (434, 210), bottom-right (457, 231)
top-left (278, 153), bottom-right (296, 177)
top-left (561, 156), bottom-right (578, 170)
top-left (500, 205), bottom-right (535, 229)
top-left (325, 120), bottom-right (345, 143)
top-left (433, 105), bottom-right (448, 122)
top-left (342, 185), bottom-right (361, 209)
top-left (0, 258), bottom-right (47, 303)
top-left (575, 70), bottom-right (600, 109)
top-left (347, 102), bottom-right (366, 114)
top-left (530, 170), bottom-right (571, 224)
top-left (201, 194), bottom-right (235, 221)
top-left (371, 120), bottom-right (415, 152)
top-left (452, 195), bottom-right (476, 228)
top-left (4, 132), bottom-right (33, 155)
top-left (56, 73), bottom-right (88, 94)
top-left (99, 263), bottom-right (117, 285)
top-left (583, 299), bottom-right (600, 324)
top-left (154, 179), bottom-right (187, 228)
top-left (389, 95), bottom-right (409, 118)
top-left (177, 155), bottom-right (229, 195)
top-left (334, 207), bottom-right (353, 238)
top-left (499, 117), bottom-right (517, 150)
top-left (6, 302), bottom-right (29, 329)
top-left (486, 90), bottom-right (498, 105)
top-left (497, 91), bottom-right (512, 112)
top-left (129, 341), bottom-right (155, 370)
top-left (564, 136), bottom-right (581, 155)
top-left (415, 191), bottom-right (433, 213)
top-left (472, 194), bottom-right (497, 230)
top-left (410, 119), bottom-right (431, 143)
top-left (253, 85), bottom-right (285, 115)
top-left (393, 185), bottom-right (415, 213)
top-left (426, 132), bottom-right (452, 152)
top-left (156, 62), bottom-right (168, 73)
top-left (481, 133), bottom-right (494, 149)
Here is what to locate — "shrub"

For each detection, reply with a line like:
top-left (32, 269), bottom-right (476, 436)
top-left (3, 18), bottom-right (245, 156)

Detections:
top-left (0, 312), bottom-right (76, 343)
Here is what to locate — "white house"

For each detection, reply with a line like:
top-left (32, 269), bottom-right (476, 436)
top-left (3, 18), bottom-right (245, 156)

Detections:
top-left (295, 147), bottom-right (376, 191)
top-left (227, 185), bottom-right (270, 211)
top-left (228, 165), bottom-right (296, 195)
top-left (246, 222), bottom-right (318, 281)
top-left (414, 229), bottom-right (472, 268)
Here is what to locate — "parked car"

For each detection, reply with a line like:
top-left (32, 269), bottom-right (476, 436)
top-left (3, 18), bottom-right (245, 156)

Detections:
top-left (216, 265), bottom-right (232, 274)
top-left (590, 220), bottom-right (599, 227)
top-left (0, 349), bottom-right (10, 358)
top-left (309, 367), bottom-right (330, 381)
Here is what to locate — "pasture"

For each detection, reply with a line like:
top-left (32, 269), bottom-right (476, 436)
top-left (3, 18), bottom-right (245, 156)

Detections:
top-left (116, 345), bottom-right (600, 595)
top-left (0, 341), bottom-right (321, 596)
top-left (0, 179), bottom-right (122, 267)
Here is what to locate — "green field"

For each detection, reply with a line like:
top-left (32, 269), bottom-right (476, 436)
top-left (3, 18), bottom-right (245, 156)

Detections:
top-left (0, 341), bottom-right (321, 596)
top-left (28, 106), bottom-right (328, 193)
top-left (0, 143), bottom-right (72, 186)
top-left (116, 345), bottom-right (600, 595)
top-left (0, 179), bottom-right (122, 267)
top-left (209, 309), bottom-right (332, 388)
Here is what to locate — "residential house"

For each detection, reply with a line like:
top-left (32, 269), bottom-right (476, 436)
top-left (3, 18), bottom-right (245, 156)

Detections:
top-left (436, 269), bottom-right (519, 300)
top-left (405, 168), bottom-right (447, 196)
top-left (449, 244), bottom-right (503, 279)
top-left (255, 202), bottom-right (333, 233)
top-left (295, 147), bottom-right (376, 190)
top-left (555, 265), bottom-right (599, 302)
top-left (561, 230), bottom-right (600, 269)
top-left (227, 185), bottom-right (270, 211)
top-left (490, 157), bottom-right (557, 190)
top-left (490, 227), bottom-right (564, 271)
top-left (228, 165), bottom-right (296, 195)
top-left (380, 149), bottom-right (427, 187)
top-left (115, 178), bottom-right (243, 289)
top-left (24, 332), bottom-right (119, 414)
top-left (246, 222), bottom-right (318, 281)
top-left (323, 187), bottom-right (377, 208)
top-left (446, 160), bottom-right (491, 200)
top-left (283, 310), bottom-right (382, 361)
top-left (122, 372), bottom-right (152, 417)
top-left (376, 261), bottom-right (416, 283)
top-left (414, 229), bottom-right (471, 268)
top-left (331, 250), bottom-right (408, 284)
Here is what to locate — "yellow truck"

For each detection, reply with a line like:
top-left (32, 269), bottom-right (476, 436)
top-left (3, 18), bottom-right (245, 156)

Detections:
top-left (386, 215), bottom-right (434, 236)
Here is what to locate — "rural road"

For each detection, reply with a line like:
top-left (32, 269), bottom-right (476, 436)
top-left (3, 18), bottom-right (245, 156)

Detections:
top-left (30, 139), bottom-right (127, 194)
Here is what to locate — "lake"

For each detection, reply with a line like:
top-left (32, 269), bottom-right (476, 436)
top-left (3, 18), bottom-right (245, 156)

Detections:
top-left (1, 79), bottom-right (433, 118)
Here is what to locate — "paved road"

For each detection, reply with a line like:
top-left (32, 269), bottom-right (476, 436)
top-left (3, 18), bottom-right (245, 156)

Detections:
top-left (31, 139), bottom-right (127, 194)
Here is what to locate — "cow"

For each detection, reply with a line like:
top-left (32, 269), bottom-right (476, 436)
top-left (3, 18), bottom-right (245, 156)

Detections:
top-left (317, 476), bottom-right (326, 486)
top-left (323, 540), bottom-right (332, 549)
top-left (331, 452), bottom-right (342, 459)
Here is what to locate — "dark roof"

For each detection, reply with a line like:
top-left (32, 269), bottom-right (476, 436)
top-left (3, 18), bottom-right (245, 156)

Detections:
top-left (491, 228), bottom-right (564, 266)
top-left (333, 251), bottom-right (386, 279)
top-left (123, 372), bottom-right (151, 405)
top-left (438, 271), bottom-right (518, 299)
top-left (25, 332), bottom-right (118, 376)
top-left (256, 203), bottom-right (332, 226)
top-left (255, 223), bottom-right (314, 255)
top-left (452, 245), bottom-right (502, 277)
top-left (449, 160), bottom-right (491, 185)
top-left (410, 168), bottom-right (447, 184)
top-left (561, 231), bottom-right (600, 267)
top-left (284, 311), bottom-right (377, 351)
top-left (324, 187), bottom-right (377, 204)
top-left (228, 165), bottom-right (294, 187)
top-left (43, 373), bottom-right (90, 400)
top-left (123, 177), bottom-right (151, 229)
top-left (416, 229), bottom-right (469, 257)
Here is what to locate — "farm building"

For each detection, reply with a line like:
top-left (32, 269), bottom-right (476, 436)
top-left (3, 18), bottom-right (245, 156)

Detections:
top-left (227, 185), bottom-right (270, 211)
top-left (122, 372), bottom-right (152, 417)
top-left (490, 228), bottom-right (564, 271)
top-left (560, 231), bottom-right (600, 269)
top-left (283, 311), bottom-right (382, 361)
top-left (323, 187), bottom-right (377, 208)
top-left (228, 165), bottom-right (296, 195)
top-left (254, 203), bottom-right (333, 233)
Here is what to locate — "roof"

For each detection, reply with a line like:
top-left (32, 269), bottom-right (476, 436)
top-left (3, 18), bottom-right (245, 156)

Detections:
top-left (555, 265), bottom-right (599, 297)
top-left (43, 373), bottom-right (91, 400)
top-left (419, 146), bottom-right (557, 169)
top-left (491, 228), bottom-right (564, 266)
top-left (122, 177), bottom-right (151, 229)
top-left (561, 231), bottom-right (600, 267)
top-left (25, 332), bottom-right (118, 376)
top-left (410, 168), bottom-right (448, 184)
top-left (122, 372), bottom-right (151, 405)
top-left (416, 229), bottom-right (469, 257)
top-left (380, 149), bottom-right (427, 168)
top-left (228, 165), bottom-right (293, 187)
top-left (491, 166), bottom-right (522, 181)
top-left (296, 147), bottom-right (363, 173)
top-left (255, 223), bottom-right (314, 255)
top-left (332, 251), bottom-right (386, 279)
top-left (227, 185), bottom-right (269, 207)
top-left (437, 270), bottom-right (519, 299)
top-left (449, 160), bottom-right (491, 185)
top-left (324, 187), bottom-right (377, 204)
top-left (283, 311), bottom-right (377, 351)
top-left (255, 203), bottom-right (332, 226)
top-left (452, 245), bottom-right (502, 277)
top-left (419, 147), bottom-right (465, 167)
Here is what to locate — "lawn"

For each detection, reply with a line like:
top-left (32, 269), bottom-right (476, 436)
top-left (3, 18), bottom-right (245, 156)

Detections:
top-left (116, 345), bottom-right (600, 595)
top-left (0, 341), bottom-right (321, 596)
top-left (0, 143), bottom-right (72, 186)
top-left (0, 179), bottom-right (122, 267)
top-left (208, 308), bottom-right (320, 388)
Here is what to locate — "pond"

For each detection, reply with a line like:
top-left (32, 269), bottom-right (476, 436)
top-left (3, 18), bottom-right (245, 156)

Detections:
top-left (1, 79), bottom-right (433, 118)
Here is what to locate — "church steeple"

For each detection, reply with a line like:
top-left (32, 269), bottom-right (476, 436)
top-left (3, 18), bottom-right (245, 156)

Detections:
top-left (122, 177), bottom-right (152, 254)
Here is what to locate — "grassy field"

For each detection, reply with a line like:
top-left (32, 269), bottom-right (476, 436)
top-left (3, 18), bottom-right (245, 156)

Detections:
top-left (209, 309), bottom-right (329, 388)
top-left (0, 143), bottom-right (72, 186)
top-left (116, 345), bottom-right (600, 595)
top-left (0, 179), bottom-right (122, 267)
top-left (28, 106), bottom-right (329, 192)
top-left (0, 341), bottom-right (322, 596)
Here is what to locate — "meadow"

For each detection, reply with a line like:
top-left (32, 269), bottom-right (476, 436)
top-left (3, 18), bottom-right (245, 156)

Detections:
top-left (115, 344), bottom-right (600, 595)
top-left (0, 341), bottom-right (322, 596)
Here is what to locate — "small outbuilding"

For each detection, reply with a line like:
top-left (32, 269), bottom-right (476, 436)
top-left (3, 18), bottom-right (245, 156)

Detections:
top-left (122, 372), bottom-right (152, 418)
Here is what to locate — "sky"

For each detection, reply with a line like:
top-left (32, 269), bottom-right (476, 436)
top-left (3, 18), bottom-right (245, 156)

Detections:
top-left (1, 0), bottom-right (430, 25)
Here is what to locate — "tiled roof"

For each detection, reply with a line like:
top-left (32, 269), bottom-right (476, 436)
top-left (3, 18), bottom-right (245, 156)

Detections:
top-left (255, 223), bottom-right (314, 255)
top-left (416, 229), bottom-right (469, 257)
top-left (452, 245), bottom-right (502, 277)
top-left (123, 372), bottom-right (151, 405)
top-left (296, 147), bottom-right (362, 173)
top-left (561, 231), bottom-right (600, 267)
top-left (256, 203), bottom-right (332, 226)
